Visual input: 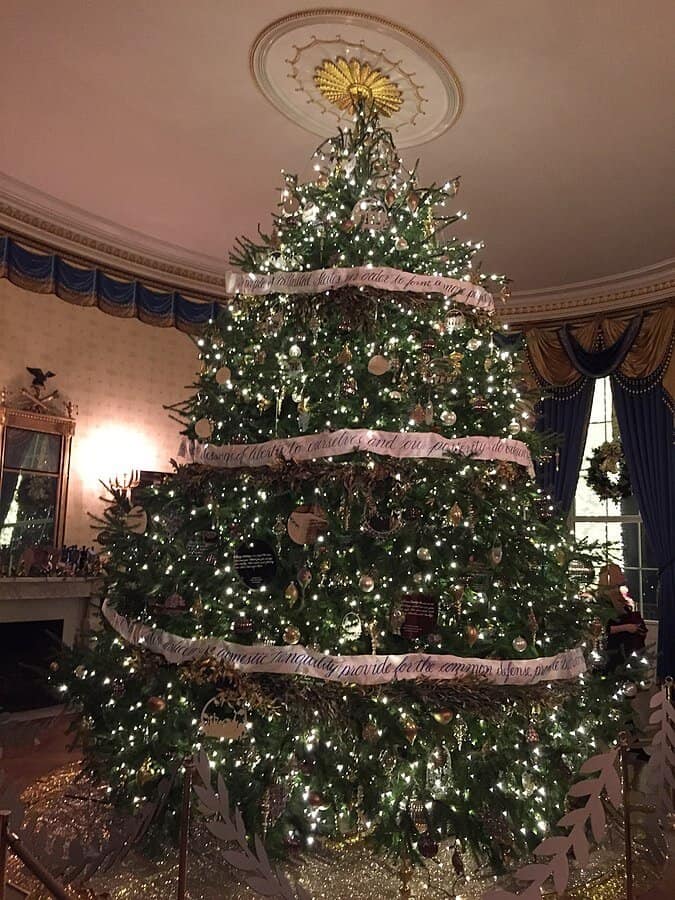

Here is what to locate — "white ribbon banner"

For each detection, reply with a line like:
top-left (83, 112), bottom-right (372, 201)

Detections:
top-left (102, 600), bottom-right (586, 687)
top-left (179, 429), bottom-right (535, 477)
top-left (224, 266), bottom-right (494, 313)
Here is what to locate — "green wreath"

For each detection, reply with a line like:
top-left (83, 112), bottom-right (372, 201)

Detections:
top-left (585, 439), bottom-right (631, 502)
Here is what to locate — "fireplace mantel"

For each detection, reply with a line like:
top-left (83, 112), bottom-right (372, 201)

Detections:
top-left (0, 577), bottom-right (101, 646)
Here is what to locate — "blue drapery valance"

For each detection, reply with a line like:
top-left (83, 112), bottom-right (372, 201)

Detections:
top-left (0, 234), bottom-right (221, 333)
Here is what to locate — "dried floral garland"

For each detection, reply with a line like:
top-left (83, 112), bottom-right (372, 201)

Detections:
top-left (585, 440), bottom-right (631, 502)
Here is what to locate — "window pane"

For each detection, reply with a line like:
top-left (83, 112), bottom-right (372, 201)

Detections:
top-left (4, 428), bottom-right (61, 473)
top-left (0, 472), bottom-right (58, 553)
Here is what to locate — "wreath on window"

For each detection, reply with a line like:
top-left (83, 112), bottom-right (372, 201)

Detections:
top-left (586, 439), bottom-right (631, 502)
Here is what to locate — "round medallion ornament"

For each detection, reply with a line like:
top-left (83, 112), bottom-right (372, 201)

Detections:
top-left (359, 573), bottom-right (375, 593)
top-left (234, 539), bottom-right (277, 588)
top-left (250, 10), bottom-right (462, 148)
top-left (287, 504), bottom-right (328, 545)
top-left (194, 417), bottom-right (213, 439)
top-left (368, 355), bottom-right (391, 376)
top-left (351, 197), bottom-right (389, 231)
top-left (342, 612), bottom-right (363, 640)
top-left (283, 625), bottom-right (301, 645)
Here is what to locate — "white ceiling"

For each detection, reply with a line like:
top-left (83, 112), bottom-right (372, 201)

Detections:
top-left (1, 1), bottom-right (674, 291)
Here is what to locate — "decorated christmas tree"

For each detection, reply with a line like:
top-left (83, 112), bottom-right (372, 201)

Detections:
top-left (59, 94), bottom-right (645, 879)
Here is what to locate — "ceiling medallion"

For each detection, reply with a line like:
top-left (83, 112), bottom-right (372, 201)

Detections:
top-left (250, 9), bottom-right (462, 148)
top-left (314, 57), bottom-right (403, 117)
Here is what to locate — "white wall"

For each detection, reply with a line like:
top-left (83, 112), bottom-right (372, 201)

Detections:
top-left (0, 278), bottom-right (198, 545)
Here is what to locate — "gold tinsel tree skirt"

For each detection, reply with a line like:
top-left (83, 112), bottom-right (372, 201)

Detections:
top-left (6, 763), bottom-right (665, 900)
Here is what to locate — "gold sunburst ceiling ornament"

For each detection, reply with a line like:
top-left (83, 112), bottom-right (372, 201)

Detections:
top-left (314, 57), bottom-right (403, 117)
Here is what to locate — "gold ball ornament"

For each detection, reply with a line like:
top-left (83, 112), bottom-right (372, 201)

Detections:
top-left (315, 172), bottom-right (329, 189)
top-left (359, 573), bottom-right (375, 593)
top-left (413, 572), bottom-right (424, 584)
top-left (440, 409), bottom-right (457, 426)
top-left (336, 343), bottom-right (353, 365)
top-left (74, 665), bottom-right (86, 679)
top-left (49, 661), bottom-right (60, 672)
top-left (362, 722), bottom-right (379, 744)
top-left (215, 365), bottom-right (231, 385)
top-left (464, 624), bottom-right (479, 647)
top-left (416, 547), bottom-right (431, 561)
top-left (589, 617), bottom-right (604, 639)
top-left (194, 417), bottom-right (213, 439)
top-left (447, 177), bottom-right (461, 198)
top-left (146, 696), bottom-right (167, 713)
top-left (411, 403), bottom-right (426, 424)
top-left (432, 709), bottom-right (454, 725)
top-left (395, 235), bottom-right (409, 251)
top-left (508, 420), bottom-right (521, 435)
top-left (512, 636), bottom-right (528, 653)
top-left (283, 625), bottom-right (301, 645)
top-left (284, 582), bottom-right (300, 605)
top-left (403, 718), bottom-right (418, 742)
top-left (449, 502), bottom-right (464, 527)
top-left (623, 681), bottom-right (638, 698)
top-left (137, 760), bottom-right (156, 786)
top-left (525, 724), bottom-right (539, 744)
top-left (407, 191), bottom-right (420, 212)
top-left (466, 338), bottom-right (482, 351)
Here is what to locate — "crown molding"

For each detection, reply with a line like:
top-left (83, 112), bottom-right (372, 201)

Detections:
top-left (1, 173), bottom-right (673, 323)
top-left (0, 172), bottom-right (229, 297)
top-left (506, 258), bottom-right (675, 326)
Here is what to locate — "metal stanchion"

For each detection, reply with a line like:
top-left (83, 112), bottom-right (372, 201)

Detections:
top-left (177, 755), bottom-right (194, 900)
top-left (619, 731), bottom-right (634, 900)
top-left (0, 810), bottom-right (9, 900)
top-left (6, 828), bottom-right (70, 900)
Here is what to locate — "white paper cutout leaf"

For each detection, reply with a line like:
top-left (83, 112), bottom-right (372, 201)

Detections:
top-left (254, 834), bottom-right (274, 878)
top-left (534, 836), bottom-right (570, 857)
top-left (580, 750), bottom-right (616, 775)
top-left (247, 875), bottom-right (284, 896)
top-left (193, 783), bottom-right (217, 813)
top-left (650, 689), bottom-right (665, 708)
top-left (195, 750), bottom-right (211, 787)
top-left (513, 863), bottom-right (552, 883)
top-left (604, 766), bottom-right (622, 808)
top-left (570, 826), bottom-right (590, 868)
top-left (557, 808), bottom-right (587, 828)
top-left (568, 776), bottom-right (599, 798)
top-left (221, 850), bottom-right (260, 872)
top-left (588, 795), bottom-right (607, 843)
top-left (551, 852), bottom-right (570, 894)
top-left (205, 820), bottom-right (233, 842)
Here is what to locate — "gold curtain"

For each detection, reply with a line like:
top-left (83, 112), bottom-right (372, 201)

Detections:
top-left (526, 303), bottom-right (675, 404)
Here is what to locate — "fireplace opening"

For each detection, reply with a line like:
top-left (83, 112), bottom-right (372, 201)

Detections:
top-left (0, 619), bottom-right (63, 711)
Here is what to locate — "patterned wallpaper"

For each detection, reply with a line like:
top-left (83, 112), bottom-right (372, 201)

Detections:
top-left (0, 279), bottom-right (198, 545)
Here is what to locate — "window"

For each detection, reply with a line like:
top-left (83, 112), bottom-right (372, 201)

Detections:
top-left (572, 378), bottom-right (658, 619)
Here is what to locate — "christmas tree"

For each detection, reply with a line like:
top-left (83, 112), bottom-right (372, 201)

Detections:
top-left (59, 100), bottom-right (644, 874)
